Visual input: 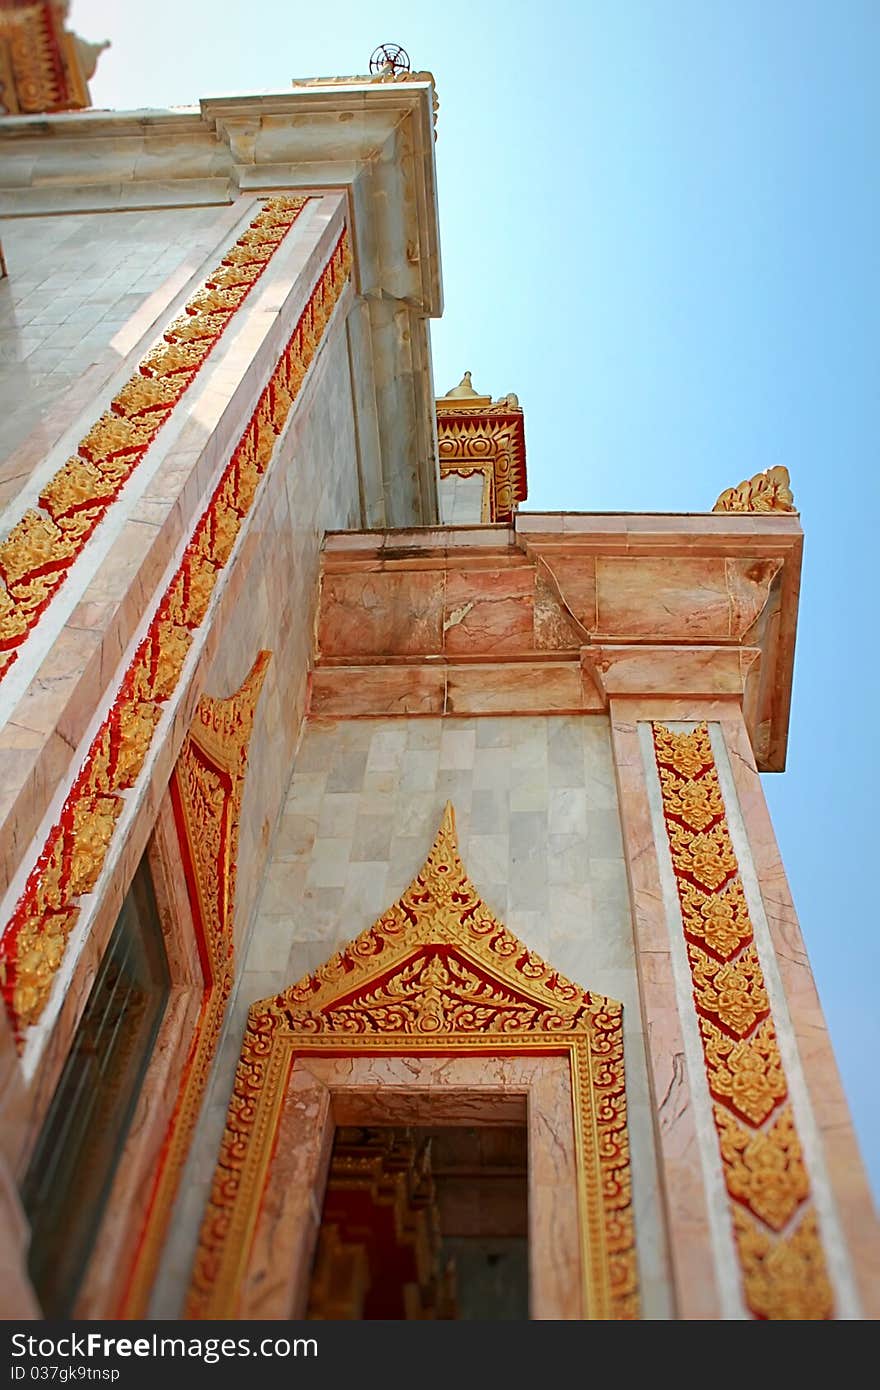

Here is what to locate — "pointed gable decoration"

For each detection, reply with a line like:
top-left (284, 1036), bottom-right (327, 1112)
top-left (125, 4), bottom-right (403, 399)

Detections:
top-left (190, 804), bottom-right (639, 1319)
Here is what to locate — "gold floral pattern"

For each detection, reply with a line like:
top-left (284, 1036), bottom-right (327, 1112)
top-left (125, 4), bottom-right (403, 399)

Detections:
top-left (732, 1208), bottom-right (833, 1320)
top-left (716, 1106), bottom-right (809, 1232)
top-left (689, 943), bottom-right (769, 1037)
top-left (436, 402), bottom-right (527, 522)
top-left (187, 804), bottom-right (638, 1321)
top-left (0, 197), bottom-right (308, 681)
top-left (0, 228), bottom-right (352, 1042)
top-left (116, 653), bottom-right (270, 1318)
top-left (653, 722), bottom-right (832, 1319)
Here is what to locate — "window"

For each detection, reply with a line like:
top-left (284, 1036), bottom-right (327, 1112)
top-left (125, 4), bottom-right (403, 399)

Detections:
top-left (21, 856), bottom-right (170, 1316)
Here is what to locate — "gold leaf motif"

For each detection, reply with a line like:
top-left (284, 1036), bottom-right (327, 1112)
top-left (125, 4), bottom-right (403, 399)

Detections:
top-left (6, 571), bottom-right (63, 616)
top-left (0, 581), bottom-right (28, 644)
top-left (112, 374), bottom-right (183, 418)
top-left (185, 552), bottom-right (219, 626)
top-left (679, 877), bottom-right (754, 960)
top-left (10, 909), bottom-right (79, 1030)
top-left (732, 1208), bottom-right (832, 1319)
top-left (140, 341), bottom-right (209, 378)
top-left (55, 507), bottom-right (104, 544)
top-left (68, 796), bottom-right (123, 898)
top-left (653, 722), bottom-right (833, 1318)
top-left (112, 702), bottom-right (162, 791)
top-left (187, 804), bottom-right (638, 1322)
top-left (716, 1106), bottom-right (809, 1231)
top-left (701, 1013), bottom-right (787, 1125)
top-left (689, 943), bottom-right (769, 1036)
top-left (207, 263), bottom-right (265, 291)
top-left (152, 620), bottom-right (192, 701)
top-left (658, 764), bottom-right (723, 831)
top-left (0, 225), bottom-right (349, 1042)
top-left (668, 822), bottom-right (737, 892)
top-left (185, 285), bottom-right (250, 316)
top-left (40, 459), bottom-right (111, 519)
top-left (85, 725), bottom-right (114, 796)
top-left (79, 410), bottom-right (160, 463)
top-left (163, 311), bottom-right (230, 345)
top-left (653, 722), bottom-right (713, 779)
top-left (0, 510), bottom-right (79, 585)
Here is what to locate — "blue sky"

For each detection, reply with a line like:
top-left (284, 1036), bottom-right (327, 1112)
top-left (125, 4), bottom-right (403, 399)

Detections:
top-left (74, 1), bottom-right (879, 1202)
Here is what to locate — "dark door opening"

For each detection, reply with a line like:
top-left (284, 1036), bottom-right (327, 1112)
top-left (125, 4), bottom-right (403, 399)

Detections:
top-left (307, 1124), bottom-right (528, 1320)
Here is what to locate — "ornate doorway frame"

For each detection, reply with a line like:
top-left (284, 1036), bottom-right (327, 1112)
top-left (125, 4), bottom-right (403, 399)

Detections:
top-left (188, 805), bottom-right (639, 1320)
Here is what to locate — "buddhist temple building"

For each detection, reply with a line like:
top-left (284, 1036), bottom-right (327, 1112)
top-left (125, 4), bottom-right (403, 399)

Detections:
top-left (0, 33), bottom-right (877, 1322)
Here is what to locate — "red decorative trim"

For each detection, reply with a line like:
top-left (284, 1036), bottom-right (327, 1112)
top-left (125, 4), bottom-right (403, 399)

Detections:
top-left (0, 197), bottom-right (309, 681)
top-left (0, 228), bottom-right (353, 1043)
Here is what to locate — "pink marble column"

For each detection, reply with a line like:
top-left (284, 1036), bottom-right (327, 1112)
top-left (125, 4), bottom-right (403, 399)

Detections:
top-left (609, 697), bottom-right (729, 1318)
top-left (609, 693), bottom-right (880, 1320)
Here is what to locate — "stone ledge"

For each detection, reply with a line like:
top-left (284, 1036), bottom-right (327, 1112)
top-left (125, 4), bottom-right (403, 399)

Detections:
top-left (313, 515), bottom-right (802, 771)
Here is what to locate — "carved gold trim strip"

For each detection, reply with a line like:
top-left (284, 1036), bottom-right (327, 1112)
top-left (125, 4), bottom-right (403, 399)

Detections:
top-left (0, 196), bottom-right (309, 680)
top-left (116, 651), bottom-right (270, 1318)
top-left (652, 722), bottom-right (832, 1318)
top-left (0, 228), bottom-right (352, 1043)
top-left (186, 804), bottom-right (639, 1320)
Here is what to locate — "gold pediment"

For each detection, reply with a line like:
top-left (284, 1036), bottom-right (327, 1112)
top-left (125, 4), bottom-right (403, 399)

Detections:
top-left (190, 803), bottom-right (638, 1320)
top-left (263, 802), bottom-right (618, 1040)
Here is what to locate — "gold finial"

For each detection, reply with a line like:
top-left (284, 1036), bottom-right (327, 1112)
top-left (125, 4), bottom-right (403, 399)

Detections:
top-left (437, 371), bottom-right (492, 409)
top-left (444, 370), bottom-right (480, 399)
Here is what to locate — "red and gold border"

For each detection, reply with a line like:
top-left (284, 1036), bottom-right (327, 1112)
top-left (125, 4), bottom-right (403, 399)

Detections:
top-left (187, 803), bottom-right (638, 1321)
top-left (116, 651), bottom-right (270, 1319)
top-left (436, 404), bottom-right (527, 522)
top-left (0, 1), bottom-right (85, 114)
top-left (0, 226), bottom-right (353, 1044)
top-left (0, 196), bottom-right (309, 681)
top-left (652, 722), bottom-right (832, 1319)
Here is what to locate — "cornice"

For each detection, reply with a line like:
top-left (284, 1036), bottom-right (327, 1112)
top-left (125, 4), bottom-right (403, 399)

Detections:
top-left (0, 83), bottom-right (442, 315)
top-left (315, 513), bottom-right (802, 771)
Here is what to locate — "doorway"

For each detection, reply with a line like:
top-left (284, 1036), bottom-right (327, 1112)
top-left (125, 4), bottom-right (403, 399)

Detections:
top-left (307, 1124), bottom-right (528, 1319)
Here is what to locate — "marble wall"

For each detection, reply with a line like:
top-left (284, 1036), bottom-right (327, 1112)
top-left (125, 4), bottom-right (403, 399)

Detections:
top-left (439, 472), bottom-right (485, 524)
top-left (150, 712), bottom-right (672, 1320)
top-left (202, 322), bottom-right (362, 952)
top-left (0, 206), bottom-right (236, 489)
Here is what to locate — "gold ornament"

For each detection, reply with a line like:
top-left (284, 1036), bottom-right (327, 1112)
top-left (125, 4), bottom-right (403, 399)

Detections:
top-left (435, 391), bottom-right (527, 522)
top-left (117, 652), bottom-right (270, 1318)
top-left (716, 1106), bottom-right (809, 1232)
top-left (0, 230), bottom-right (352, 1042)
top-left (0, 198), bottom-right (308, 680)
top-left (653, 722), bottom-right (832, 1318)
top-left (187, 803), bottom-right (638, 1321)
top-left (732, 1208), bottom-right (833, 1320)
top-left (712, 465), bottom-right (796, 514)
top-left (689, 943), bottom-right (769, 1038)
